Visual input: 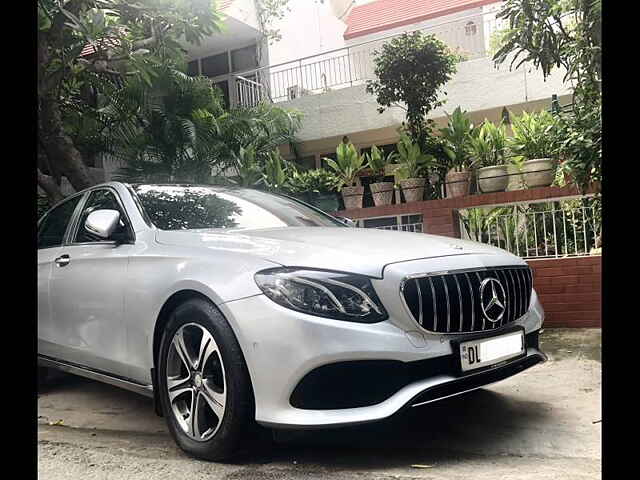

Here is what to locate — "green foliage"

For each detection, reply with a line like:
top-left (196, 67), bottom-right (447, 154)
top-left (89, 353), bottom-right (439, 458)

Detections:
top-left (229, 145), bottom-right (265, 187)
top-left (285, 168), bottom-right (340, 194)
top-left (108, 66), bottom-right (224, 183)
top-left (492, 0), bottom-right (601, 190)
top-left (324, 143), bottom-right (367, 188)
top-left (468, 120), bottom-right (508, 167)
top-left (555, 102), bottom-right (601, 191)
top-left (508, 110), bottom-right (559, 160)
top-left (364, 145), bottom-right (397, 182)
top-left (439, 106), bottom-right (476, 171)
top-left (37, 0), bottom-right (226, 197)
top-left (262, 149), bottom-right (290, 191)
top-left (366, 31), bottom-right (460, 145)
top-left (395, 134), bottom-right (434, 180)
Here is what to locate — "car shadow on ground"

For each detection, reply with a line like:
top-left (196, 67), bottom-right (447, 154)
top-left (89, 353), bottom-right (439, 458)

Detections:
top-left (39, 369), bottom-right (552, 469)
top-left (243, 388), bottom-right (552, 468)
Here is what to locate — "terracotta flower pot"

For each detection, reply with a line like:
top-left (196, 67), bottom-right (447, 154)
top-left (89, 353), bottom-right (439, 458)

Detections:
top-left (341, 185), bottom-right (364, 210)
top-left (369, 181), bottom-right (394, 206)
top-left (445, 169), bottom-right (472, 198)
top-left (522, 158), bottom-right (556, 188)
top-left (399, 178), bottom-right (426, 203)
top-left (477, 165), bottom-right (509, 193)
top-left (506, 164), bottom-right (525, 191)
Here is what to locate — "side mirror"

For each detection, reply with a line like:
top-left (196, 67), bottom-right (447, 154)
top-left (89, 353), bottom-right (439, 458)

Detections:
top-left (85, 209), bottom-right (121, 239)
top-left (335, 216), bottom-right (357, 228)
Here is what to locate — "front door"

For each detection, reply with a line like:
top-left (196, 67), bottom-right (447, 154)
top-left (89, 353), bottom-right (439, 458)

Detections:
top-left (48, 187), bottom-right (136, 378)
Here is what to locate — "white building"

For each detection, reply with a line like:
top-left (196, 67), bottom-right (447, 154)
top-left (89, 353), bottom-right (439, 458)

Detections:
top-left (178, 0), bottom-right (571, 172)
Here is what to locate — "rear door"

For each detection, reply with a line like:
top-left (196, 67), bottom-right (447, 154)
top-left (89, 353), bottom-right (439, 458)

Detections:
top-left (38, 194), bottom-right (85, 360)
top-left (48, 187), bottom-right (136, 377)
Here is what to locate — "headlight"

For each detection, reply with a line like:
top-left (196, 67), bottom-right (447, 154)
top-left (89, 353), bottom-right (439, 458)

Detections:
top-left (254, 268), bottom-right (388, 323)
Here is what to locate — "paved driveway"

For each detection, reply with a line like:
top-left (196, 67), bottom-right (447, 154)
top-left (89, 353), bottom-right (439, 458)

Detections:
top-left (38, 328), bottom-right (601, 480)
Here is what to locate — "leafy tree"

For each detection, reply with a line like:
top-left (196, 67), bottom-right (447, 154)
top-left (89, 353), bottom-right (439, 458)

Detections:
top-left (492, 0), bottom-right (601, 191)
top-left (37, 0), bottom-right (224, 203)
top-left (109, 65), bottom-right (226, 183)
top-left (366, 31), bottom-right (460, 148)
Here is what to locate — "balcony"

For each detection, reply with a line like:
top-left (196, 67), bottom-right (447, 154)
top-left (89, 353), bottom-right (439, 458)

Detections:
top-left (229, 7), bottom-right (572, 142)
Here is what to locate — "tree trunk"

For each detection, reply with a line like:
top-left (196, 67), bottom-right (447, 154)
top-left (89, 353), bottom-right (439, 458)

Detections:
top-left (40, 96), bottom-right (94, 193)
top-left (37, 169), bottom-right (65, 205)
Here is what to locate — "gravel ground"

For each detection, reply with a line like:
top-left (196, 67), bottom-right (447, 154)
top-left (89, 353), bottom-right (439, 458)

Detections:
top-left (38, 328), bottom-right (601, 480)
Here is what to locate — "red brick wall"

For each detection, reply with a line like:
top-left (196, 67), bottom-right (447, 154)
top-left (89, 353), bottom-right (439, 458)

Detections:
top-left (334, 184), bottom-right (601, 328)
top-left (527, 256), bottom-right (601, 328)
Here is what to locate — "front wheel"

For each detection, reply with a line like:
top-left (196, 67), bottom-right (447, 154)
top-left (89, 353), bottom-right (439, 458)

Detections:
top-left (157, 298), bottom-right (254, 461)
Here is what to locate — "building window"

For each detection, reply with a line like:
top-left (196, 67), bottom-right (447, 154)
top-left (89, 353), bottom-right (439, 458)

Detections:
top-left (231, 45), bottom-right (258, 72)
top-left (187, 60), bottom-right (199, 77)
top-left (465, 21), bottom-right (477, 36)
top-left (201, 52), bottom-right (229, 78)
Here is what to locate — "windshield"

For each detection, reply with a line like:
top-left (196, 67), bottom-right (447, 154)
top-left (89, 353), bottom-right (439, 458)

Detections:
top-left (131, 185), bottom-right (346, 231)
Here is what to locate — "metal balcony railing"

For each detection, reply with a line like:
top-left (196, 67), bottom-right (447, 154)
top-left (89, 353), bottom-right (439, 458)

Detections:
top-left (459, 200), bottom-right (601, 259)
top-left (232, 5), bottom-right (504, 107)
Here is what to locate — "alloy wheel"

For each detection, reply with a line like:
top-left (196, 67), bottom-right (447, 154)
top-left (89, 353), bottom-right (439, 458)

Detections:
top-left (166, 323), bottom-right (226, 442)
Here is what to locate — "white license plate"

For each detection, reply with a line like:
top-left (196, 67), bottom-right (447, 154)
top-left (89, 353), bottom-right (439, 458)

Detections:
top-left (460, 330), bottom-right (525, 372)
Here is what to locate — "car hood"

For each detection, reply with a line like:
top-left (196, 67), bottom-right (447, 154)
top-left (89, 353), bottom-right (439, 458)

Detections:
top-left (155, 226), bottom-right (520, 277)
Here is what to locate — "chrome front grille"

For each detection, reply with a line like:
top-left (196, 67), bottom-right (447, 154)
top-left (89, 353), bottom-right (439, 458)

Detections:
top-left (400, 266), bottom-right (533, 334)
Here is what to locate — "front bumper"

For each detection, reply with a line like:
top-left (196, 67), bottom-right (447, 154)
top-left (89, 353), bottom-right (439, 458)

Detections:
top-left (219, 290), bottom-right (545, 429)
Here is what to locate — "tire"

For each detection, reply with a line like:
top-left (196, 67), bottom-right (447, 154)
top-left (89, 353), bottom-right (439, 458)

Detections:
top-left (157, 297), bottom-right (254, 461)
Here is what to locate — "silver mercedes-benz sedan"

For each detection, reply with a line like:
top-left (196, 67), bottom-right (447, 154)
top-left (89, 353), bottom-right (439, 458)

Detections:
top-left (38, 182), bottom-right (546, 460)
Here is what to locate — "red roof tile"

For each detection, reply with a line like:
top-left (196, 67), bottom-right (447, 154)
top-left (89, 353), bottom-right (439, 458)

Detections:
top-left (344, 0), bottom-right (500, 40)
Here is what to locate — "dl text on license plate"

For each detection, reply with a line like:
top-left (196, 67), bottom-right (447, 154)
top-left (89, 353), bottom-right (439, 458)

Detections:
top-left (460, 331), bottom-right (524, 372)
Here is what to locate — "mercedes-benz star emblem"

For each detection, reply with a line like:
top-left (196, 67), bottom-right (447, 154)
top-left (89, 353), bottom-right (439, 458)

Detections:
top-left (479, 277), bottom-right (507, 323)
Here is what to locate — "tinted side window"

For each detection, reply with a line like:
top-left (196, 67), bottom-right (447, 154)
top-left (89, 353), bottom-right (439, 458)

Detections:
top-left (38, 196), bottom-right (82, 249)
top-left (74, 189), bottom-right (129, 243)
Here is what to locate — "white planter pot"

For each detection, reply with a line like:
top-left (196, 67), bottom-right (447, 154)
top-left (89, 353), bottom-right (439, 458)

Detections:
top-left (369, 182), bottom-right (394, 206)
top-left (399, 178), bottom-right (426, 203)
top-left (522, 158), bottom-right (556, 188)
top-left (477, 165), bottom-right (509, 193)
top-left (341, 185), bottom-right (364, 210)
top-left (506, 164), bottom-right (526, 191)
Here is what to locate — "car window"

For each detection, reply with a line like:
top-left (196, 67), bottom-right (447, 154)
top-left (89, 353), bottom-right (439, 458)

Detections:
top-left (38, 195), bottom-right (83, 249)
top-left (131, 185), bottom-right (346, 231)
top-left (74, 189), bottom-right (130, 243)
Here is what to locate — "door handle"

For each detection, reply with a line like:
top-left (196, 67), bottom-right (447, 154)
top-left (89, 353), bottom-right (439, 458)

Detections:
top-left (54, 254), bottom-right (70, 267)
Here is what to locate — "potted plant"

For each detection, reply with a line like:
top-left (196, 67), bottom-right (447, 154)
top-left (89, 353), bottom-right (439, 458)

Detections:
top-left (505, 155), bottom-right (526, 191)
top-left (469, 120), bottom-right (509, 193)
top-left (324, 142), bottom-right (367, 210)
top-left (364, 145), bottom-right (397, 206)
top-left (440, 107), bottom-right (478, 198)
top-left (395, 134), bottom-right (433, 202)
top-left (285, 168), bottom-right (341, 212)
top-left (508, 110), bottom-right (558, 188)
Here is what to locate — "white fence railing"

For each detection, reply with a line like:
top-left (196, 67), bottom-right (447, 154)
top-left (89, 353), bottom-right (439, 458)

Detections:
top-left (459, 202), bottom-right (601, 259)
top-left (377, 222), bottom-right (424, 233)
top-left (235, 75), bottom-right (267, 108)
top-left (233, 6), bottom-right (505, 107)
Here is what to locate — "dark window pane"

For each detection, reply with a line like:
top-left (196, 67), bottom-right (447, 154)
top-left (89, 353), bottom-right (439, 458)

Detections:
top-left (38, 195), bottom-right (82, 249)
top-left (201, 52), bottom-right (229, 77)
top-left (132, 185), bottom-right (346, 231)
top-left (187, 60), bottom-right (199, 77)
top-left (294, 155), bottom-right (316, 171)
top-left (214, 80), bottom-right (230, 109)
top-left (75, 189), bottom-right (128, 243)
top-left (231, 45), bottom-right (258, 72)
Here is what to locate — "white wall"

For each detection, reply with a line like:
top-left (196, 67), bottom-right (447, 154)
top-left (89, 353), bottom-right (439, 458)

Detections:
top-left (279, 56), bottom-right (572, 142)
top-left (266, 0), bottom-right (349, 67)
